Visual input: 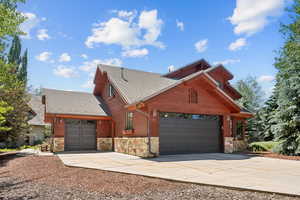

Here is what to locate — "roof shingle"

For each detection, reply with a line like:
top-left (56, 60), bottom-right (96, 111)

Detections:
top-left (99, 65), bottom-right (177, 104)
top-left (42, 88), bottom-right (110, 116)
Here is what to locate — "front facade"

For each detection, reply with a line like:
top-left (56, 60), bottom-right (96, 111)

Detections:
top-left (44, 59), bottom-right (252, 157)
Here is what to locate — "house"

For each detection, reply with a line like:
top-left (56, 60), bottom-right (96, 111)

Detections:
top-left (43, 59), bottom-right (252, 157)
top-left (28, 95), bottom-right (48, 145)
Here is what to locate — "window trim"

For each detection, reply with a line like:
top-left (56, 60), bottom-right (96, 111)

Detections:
top-left (108, 84), bottom-right (115, 97)
top-left (125, 112), bottom-right (134, 130)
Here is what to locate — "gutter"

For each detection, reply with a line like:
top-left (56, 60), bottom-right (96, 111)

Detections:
top-left (135, 109), bottom-right (156, 156)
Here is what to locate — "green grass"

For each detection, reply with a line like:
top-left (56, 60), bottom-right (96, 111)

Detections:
top-left (0, 145), bottom-right (40, 153)
top-left (249, 141), bottom-right (280, 152)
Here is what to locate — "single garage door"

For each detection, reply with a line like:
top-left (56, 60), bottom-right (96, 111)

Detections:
top-left (159, 113), bottom-right (221, 155)
top-left (65, 119), bottom-right (96, 151)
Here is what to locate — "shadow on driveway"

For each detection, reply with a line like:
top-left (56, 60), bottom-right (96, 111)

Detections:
top-left (145, 153), bottom-right (254, 162)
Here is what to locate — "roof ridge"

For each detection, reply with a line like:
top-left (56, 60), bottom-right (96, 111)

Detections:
top-left (42, 88), bottom-right (94, 95)
top-left (99, 64), bottom-right (163, 76)
top-left (162, 58), bottom-right (210, 76)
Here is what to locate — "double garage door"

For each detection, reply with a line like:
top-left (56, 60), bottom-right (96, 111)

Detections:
top-left (159, 113), bottom-right (221, 155)
top-left (65, 119), bottom-right (96, 151)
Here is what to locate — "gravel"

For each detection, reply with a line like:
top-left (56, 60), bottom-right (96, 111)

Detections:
top-left (0, 155), bottom-right (299, 200)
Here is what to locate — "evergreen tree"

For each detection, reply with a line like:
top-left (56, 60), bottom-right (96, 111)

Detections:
top-left (6, 36), bottom-right (28, 84)
top-left (258, 92), bottom-right (279, 141)
top-left (18, 48), bottom-right (27, 83)
top-left (7, 35), bottom-right (21, 65)
top-left (235, 76), bottom-right (265, 142)
top-left (273, 0), bottom-right (300, 155)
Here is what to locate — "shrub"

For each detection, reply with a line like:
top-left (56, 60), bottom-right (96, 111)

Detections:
top-left (249, 141), bottom-right (279, 152)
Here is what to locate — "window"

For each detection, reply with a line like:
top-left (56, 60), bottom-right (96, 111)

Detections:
top-left (188, 88), bottom-right (198, 104)
top-left (125, 112), bottom-right (133, 130)
top-left (108, 84), bottom-right (115, 97)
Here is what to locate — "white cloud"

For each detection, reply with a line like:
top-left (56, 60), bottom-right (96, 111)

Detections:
top-left (85, 9), bottom-right (164, 49)
top-left (35, 51), bottom-right (52, 62)
top-left (80, 58), bottom-right (122, 89)
top-left (59, 53), bottom-right (71, 62)
top-left (228, 0), bottom-right (285, 35)
top-left (195, 39), bottom-right (208, 53)
top-left (114, 10), bottom-right (137, 22)
top-left (37, 29), bottom-right (50, 40)
top-left (20, 12), bottom-right (40, 39)
top-left (53, 66), bottom-right (78, 78)
top-left (80, 58), bottom-right (122, 72)
top-left (122, 48), bottom-right (148, 57)
top-left (213, 59), bottom-right (240, 66)
top-left (81, 54), bottom-right (88, 59)
top-left (176, 20), bottom-right (184, 31)
top-left (168, 65), bottom-right (176, 72)
top-left (257, 75), bottom-right (275, 82)
top-left (228, 38), bottom-right (247, 51)
top-left (138, 10), bottom-right (164, 48)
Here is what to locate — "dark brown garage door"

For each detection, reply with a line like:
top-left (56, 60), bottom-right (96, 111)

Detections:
top-left (159, 113), bottom-right (221, 155)
top-left (65, 119), bottom-right (96, 151)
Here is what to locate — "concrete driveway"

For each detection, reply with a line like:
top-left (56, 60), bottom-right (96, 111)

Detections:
top-left (57, 152), bottom-right (300, 196)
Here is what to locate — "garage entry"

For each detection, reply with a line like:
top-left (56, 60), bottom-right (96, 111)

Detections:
top-left (159, 112), bottom-right (221, 155)
top-left (65, 119), bottom-right (96, 151)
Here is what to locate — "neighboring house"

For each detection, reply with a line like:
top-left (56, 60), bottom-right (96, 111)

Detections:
top-left (43, 59), bottom-right (252, 157)
top-left (28, 95), bottom-right (48, 145)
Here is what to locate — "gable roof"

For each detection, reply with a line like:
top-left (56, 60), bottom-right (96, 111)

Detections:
top-left (28, 95), bottom-right (47, 126)
top-left (98, 64), bottom-right (242, 112)
top-left (42, 88), bottom-right (110, 116)
top-left (99, 65), bottom-right (177, 104)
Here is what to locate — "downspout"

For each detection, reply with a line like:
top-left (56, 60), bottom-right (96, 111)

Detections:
top-left (135, 108), bottom-right (156, 156)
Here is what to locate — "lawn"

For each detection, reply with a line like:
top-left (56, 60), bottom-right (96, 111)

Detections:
top-left (0, 145), bottom-right (40, 153)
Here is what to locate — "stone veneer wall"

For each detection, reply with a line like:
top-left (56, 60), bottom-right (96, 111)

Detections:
top-left (233, 139), bottom-right (247, 152)
top-left (114, 137), bottom-right (159, 158)
top-left (97, 138), bottom-right (113, 151)
top-left (52, 137), bottom-right (64, 152)
top-left (224, 137), bottom-right (233, 153)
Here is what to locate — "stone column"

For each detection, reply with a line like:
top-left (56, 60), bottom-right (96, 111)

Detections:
top-left (224, 137), bottom-right (234, 153)
top-left (97, 138), bottom-right (113, 151)
top-left (52, 137), bottom-right (64, 152)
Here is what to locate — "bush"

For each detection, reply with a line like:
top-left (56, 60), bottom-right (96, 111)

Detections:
top-left (249, 141), bottom-right (279, 152)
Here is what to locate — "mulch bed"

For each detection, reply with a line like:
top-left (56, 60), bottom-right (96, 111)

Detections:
top-left (0, 155), bottom-right (299, 200)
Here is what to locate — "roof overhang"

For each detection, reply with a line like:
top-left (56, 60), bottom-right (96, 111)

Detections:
top-left (45, 113), bottom-right (112, 120)
top-left (230, 112), bottom-right (254, 119)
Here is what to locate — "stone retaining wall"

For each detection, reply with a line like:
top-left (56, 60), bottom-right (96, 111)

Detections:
top-left (52, 137), bottom-right (64, 152)
top-left (114, 137), bottom-right (159, 158)
top-left (97, 138), bottom-right (113, 151)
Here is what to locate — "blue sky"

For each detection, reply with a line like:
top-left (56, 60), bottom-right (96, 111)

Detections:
top-left (18, 0), bottom-right (291, 98)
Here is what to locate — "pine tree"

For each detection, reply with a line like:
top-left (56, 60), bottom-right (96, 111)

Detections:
top-left (273, 0), bottom-right (300, 155)
top-left (7, 36), bottom-right (28, 85)
top-left (235, 76), bottom-right (265, 142)
top-left (7, 35), bottom-right (21, 66)
top-left (258, 92), bottom-right (278, 141)
top-left (18, 48), bottom-right (27, 84)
